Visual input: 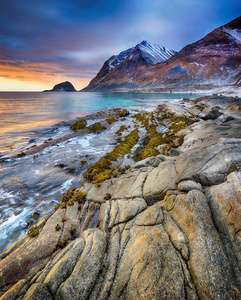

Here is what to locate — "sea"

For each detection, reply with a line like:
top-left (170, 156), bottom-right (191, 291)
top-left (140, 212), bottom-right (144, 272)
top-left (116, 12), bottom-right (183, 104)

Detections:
top-left (0, 91), bottom-right (203, 253)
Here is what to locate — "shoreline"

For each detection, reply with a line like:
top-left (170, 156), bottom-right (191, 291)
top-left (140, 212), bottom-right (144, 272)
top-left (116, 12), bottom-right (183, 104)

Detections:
top-left (0, 94), bottom-right (241, 298)
top-left (3, 93), bottom-right (240, 160)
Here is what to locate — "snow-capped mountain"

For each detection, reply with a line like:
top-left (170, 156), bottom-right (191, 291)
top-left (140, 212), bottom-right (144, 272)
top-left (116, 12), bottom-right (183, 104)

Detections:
top-left (82, 41), bottom-right (176, 91)
top-left (82, 16), bottom-right (241, 93)
top-left (108, 41), bottom-right (176, 70)
top-left (134, 40), bottom-right (176, 65)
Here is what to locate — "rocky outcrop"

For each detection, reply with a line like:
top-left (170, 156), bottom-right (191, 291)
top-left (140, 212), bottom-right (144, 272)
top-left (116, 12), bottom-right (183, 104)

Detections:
top-left (44, 81), bottom-right (77, 92)
top-left (1, 137), bottom-right (241, 299)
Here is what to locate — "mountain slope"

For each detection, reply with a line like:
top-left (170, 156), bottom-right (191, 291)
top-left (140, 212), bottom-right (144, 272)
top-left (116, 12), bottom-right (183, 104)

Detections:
top-left (83, 16), bottom-right (241, 92)
top-left (82, 41), bottom-right (176, 91)
top-left (138, 15), bottom-right (241, 91)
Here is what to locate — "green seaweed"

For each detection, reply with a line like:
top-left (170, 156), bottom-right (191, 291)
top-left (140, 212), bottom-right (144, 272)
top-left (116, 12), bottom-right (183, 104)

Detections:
top-left (105, 117), bottom-right (118, 125)
top-left (16, 152), bottom-right (26, 158)
top-left (28, 225), bottom-right (39, 237)
top-left (61, 188), bottom-right (77, 203)
top-left (24, 220), bottom-right (33, 229)
top-left (31, 212), bottom-right (40, 220)
top-left (115, 125), bottom-right (128, 136)
top-left (83, 157), bottom-right (112, 182)
top-left (70, 119), bottom-right (87, 131)
top-left (56, 188), bottom-right (86, 209)
top-left (88, 122), bottom-right (106, 133)
top-left (55, 203), bottom-right (67, 209)
top-left (71, 190), bottom-right (87, 204)
top-left (93, 169), bottom-right (113, 183)
top-left (133, 111), bottom-right (193, 160)
top-left (83, 129), bottom-right (139, 183)
top-left (133, 112), bottom-right (162, 160)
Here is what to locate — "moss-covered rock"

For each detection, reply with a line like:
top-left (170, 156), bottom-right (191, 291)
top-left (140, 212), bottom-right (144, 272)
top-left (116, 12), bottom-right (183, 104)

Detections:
top-left (70, 119), bottom-right (87, 131)
top-left (28, 225), bottom-right (39, 237)
top-left (133, 112), bottom-right (162, 161)
top-left (59, 188), bottom-right (86, 208)
top-left (16, 151), bottom-right (26, 158)
top-left (133, 111), bottom-right (194, 160)
top-left (31, 212), bottom-right (40, 220)
top-left (61, 188), bottom-right (77, 203)
top-left (88, 122), bottom-right (106, 133)
top-left (115, 125), bottom-right (128, 136)
top-left (105, 117), bottom-right (118, 125)
top-left (83, 130), bottom-right (139, 183)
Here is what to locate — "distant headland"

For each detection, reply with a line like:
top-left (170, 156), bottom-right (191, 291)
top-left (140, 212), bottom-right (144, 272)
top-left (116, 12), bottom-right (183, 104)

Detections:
top-left (43, 81), bottom-right (77, 92)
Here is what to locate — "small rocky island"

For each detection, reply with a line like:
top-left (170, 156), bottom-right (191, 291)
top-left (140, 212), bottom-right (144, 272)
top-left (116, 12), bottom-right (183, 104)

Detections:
top-left (44, 81), bottom-right (77, 92)
top-left (0, 95), bottom-right (241, 299)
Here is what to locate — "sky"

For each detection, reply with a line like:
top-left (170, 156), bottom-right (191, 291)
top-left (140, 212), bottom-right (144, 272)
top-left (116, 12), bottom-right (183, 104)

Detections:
top-left (0, 0), bottom-right (240, 91)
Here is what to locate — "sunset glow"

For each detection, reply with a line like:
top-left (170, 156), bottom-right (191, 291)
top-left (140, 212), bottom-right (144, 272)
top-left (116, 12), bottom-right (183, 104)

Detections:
top-left (0, 60), bottom-right (93, 91)
top-left (0, 76), bottom-right (91, 92)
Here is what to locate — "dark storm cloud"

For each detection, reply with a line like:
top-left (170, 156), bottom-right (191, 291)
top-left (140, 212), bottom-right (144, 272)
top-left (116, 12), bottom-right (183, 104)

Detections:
top-left (0, 0), bottom-right (240, 89)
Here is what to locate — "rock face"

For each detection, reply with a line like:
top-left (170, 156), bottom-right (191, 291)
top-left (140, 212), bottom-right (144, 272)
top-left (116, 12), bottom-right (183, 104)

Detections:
top-left (83, 16), bottom-right (241, 92)
top-left (44, 81), bottom-right (77, 92)
top-left (82, 40), bottom-right (176, 91)
top-left (1, 138), bottom-right (241, 299)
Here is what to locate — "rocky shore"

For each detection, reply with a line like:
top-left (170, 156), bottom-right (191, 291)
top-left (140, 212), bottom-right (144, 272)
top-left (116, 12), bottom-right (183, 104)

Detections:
top-left (0, 95), bottom-right (241, 299)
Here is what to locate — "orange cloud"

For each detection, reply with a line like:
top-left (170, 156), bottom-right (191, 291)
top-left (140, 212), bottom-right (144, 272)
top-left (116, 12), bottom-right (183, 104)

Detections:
top-left (0, 59), bottom-right (95, 91)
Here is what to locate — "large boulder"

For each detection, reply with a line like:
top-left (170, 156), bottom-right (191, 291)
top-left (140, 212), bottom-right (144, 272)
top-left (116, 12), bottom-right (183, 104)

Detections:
top-left (143, 160), bottom-right (177, 205)
top-left (176, 138), bottom-right (241, 186)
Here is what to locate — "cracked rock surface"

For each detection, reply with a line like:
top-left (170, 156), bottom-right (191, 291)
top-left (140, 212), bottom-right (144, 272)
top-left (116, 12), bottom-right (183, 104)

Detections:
top-left (1, 138), bottom-right (241, 299)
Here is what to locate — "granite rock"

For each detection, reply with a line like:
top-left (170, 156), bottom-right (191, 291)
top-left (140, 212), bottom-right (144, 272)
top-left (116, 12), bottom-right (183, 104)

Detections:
top-left (1, 138), bottom-right (241, 299)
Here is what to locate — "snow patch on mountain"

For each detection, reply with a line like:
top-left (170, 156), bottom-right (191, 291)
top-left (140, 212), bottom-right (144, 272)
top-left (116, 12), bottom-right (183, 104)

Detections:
top-left (223, 28), bottom-right (241, 44)
top-left (135, 40), bottom-right (176, 65)
top-left (108, 48), bottom-right (133, 71)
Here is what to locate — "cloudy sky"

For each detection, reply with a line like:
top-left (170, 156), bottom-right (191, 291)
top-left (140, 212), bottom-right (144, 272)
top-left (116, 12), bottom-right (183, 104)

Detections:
top-left (0, 0), bottom-right (240, 91)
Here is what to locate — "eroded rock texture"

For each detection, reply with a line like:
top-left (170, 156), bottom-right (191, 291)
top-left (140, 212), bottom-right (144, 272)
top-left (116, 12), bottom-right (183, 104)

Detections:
top-left (1, 138), bottom-right (241, 299)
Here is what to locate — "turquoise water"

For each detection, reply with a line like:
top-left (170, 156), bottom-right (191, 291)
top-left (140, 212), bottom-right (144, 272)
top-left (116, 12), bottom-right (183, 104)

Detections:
top-left (0, 91), bottom-right (199, 125)
top-left (0, 91), bottom-right (202, 156)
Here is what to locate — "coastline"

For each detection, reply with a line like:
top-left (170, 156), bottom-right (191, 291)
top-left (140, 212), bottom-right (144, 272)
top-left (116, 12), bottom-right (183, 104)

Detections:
top-left (0, 94), bottom-right (241, 298)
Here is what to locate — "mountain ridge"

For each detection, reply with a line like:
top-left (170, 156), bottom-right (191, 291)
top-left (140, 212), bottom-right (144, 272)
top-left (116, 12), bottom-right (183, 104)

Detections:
top-left (82, 16), bottom-right (241, 93)
top-left (82, 41), bottom-right (176, 91)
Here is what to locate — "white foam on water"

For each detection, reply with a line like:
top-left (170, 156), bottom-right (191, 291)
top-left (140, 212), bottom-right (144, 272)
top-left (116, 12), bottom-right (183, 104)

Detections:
top-left (0, 207), bottom-right (31, 241)
top-left (25, 198), bottom-right (35, 205)
top-left (0, 188), bottom-right (17, 200)
top-left (2, 207), bottom-right (14, 215)
top-left (87, 118), bottom-right (103, 126)
top-left (53, 159), bottom-right (61, 163)
top-left (47, 190), bottom-right (58, 196)
top-left (60, 178), bottom-right (75, 193)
